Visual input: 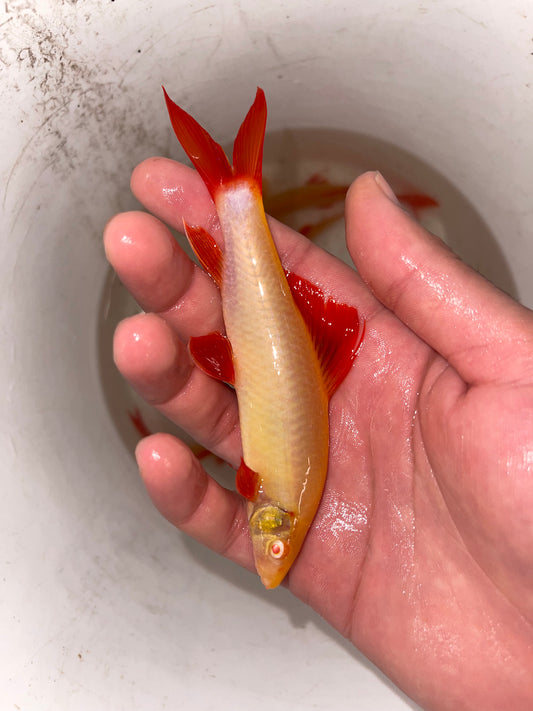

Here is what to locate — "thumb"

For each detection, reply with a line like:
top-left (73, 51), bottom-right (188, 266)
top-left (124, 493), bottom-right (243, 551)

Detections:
top-left (345, 171), bottom-right (533, 386)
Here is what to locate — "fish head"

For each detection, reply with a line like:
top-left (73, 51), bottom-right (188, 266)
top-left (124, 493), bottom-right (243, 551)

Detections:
top-left (249, 503), bottom-right (296, 589)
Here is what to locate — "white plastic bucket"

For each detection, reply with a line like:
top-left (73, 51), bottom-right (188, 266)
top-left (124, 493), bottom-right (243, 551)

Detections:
top-left (2, 2), bottom-right (531, 709)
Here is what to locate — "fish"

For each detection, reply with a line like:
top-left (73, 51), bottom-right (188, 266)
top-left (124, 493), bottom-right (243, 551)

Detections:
top-left (263, 180), bottom-right (349, 218)
top-left (162, 87), bottom-right (364, 588)
top-left (264, 176), bottom-right (439, 241)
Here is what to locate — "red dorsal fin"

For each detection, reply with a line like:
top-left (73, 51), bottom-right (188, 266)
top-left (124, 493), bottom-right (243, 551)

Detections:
top-left (162, 86), bottom-right (233, 200)
top-left (183, 222), bottom-right (223, 287)
top-left (189, 331), bottom-right (235, 386)
top-left (236, 458), bottom-right (260, 501)
top-left (232, 88), bottom-right (267, 189)
top-left (285, 271), bottom-right (365, 399)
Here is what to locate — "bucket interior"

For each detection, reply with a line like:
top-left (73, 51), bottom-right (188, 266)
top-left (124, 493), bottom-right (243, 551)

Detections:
top-left (2, 2), bottom-right (531, 709)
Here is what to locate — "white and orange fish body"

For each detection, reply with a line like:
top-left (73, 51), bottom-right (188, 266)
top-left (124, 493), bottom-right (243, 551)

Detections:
top-left (163, 88), bottom-right (364, 588)
top-left (217, 178), bottom-right (330, 588)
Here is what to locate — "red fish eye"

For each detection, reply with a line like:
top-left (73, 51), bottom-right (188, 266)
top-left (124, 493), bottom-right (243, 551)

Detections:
top-left (269, 539), bottom-right (288, 559)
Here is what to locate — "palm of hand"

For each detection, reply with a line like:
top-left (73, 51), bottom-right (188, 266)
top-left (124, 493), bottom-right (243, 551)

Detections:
top-left (105, 162), bottom-right (533, 711)
top-left (309, 299), bottom-right (533, 708)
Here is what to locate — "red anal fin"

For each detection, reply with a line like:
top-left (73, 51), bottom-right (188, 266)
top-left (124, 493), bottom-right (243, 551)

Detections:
top-left (232, 88), bottom-right (267, 189)
top-left (189, 331), bottom-right (235, 385)
top-left (183, 222), bottom-right (223, 287)
top-left (236, 458), bottom-right (260, 501)
top-left (162, 86), bottom-right (233, 200)
top-left (285, 271), bottom-right (365, 399)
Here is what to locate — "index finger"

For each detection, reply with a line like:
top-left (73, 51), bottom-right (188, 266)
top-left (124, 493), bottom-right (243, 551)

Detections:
top-left (104, 209), bottom-right (224, 339)
top-left (130, 156), bottom-right (379, 315)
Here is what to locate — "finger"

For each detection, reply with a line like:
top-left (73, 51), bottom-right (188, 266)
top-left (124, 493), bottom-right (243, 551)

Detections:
top-left (346, 171), bottom-right (533, 385)
top-left (130, 157), bottom-right (323, 277)
top-left (131, 157), bottom-right (378, 314)
top-left (131, 157), bottom-right (219, 236)
top-left (131, 157), bottom-right (311, 264)
top-left (113, 313), bottom-right (241, 464)
top-left (136, 433), bottom-right (254, 571)
top-left (104, 210), bottom-right (223, 338)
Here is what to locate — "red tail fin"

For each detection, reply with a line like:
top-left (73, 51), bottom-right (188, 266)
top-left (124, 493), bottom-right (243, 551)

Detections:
top-left (232, 88), bottom-right (267, 187)
top-left (162, 87), bottom-right (266, 200)
top-left (162, 87), bottom-right (232, 198)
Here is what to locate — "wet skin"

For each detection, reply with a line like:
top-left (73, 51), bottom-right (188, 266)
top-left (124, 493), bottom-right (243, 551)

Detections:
top-left (104, 163), bottom-right (533, 711)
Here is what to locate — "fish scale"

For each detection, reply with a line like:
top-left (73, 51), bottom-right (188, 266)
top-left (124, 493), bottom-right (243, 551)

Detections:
top-left (218, 184), bottom-right (328, 508)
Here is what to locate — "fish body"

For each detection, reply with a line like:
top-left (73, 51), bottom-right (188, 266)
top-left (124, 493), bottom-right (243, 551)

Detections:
top-left (217, 180), bottom-right (329, 586)
top-left (163, 88), bottom-right (363, 588)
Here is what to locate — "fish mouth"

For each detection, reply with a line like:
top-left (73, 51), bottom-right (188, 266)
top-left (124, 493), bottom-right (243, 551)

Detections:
top-left (253, 541), bottom-right (294, 589)
top-left (258, 564), bottom-right (288, 590)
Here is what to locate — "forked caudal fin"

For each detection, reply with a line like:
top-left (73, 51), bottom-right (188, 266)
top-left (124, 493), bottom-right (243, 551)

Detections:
top-left (162, 86), bottom-right (267, 199)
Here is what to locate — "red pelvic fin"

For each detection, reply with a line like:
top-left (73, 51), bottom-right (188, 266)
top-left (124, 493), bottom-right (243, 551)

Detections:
top-left (236, 458), bottom-right (260, 501)
top-left (285, 271), bottom-right (365, 399)
top-left (183, 221), bottom-right (223, 287)
top-left (162, 86), bottom-right (233, 199)
top-left (189, 331), bottom-right (235, 385)
top-left (232, 88), bottom-right (267, 189)
top-left (162, 86), bottom-right (266, 199)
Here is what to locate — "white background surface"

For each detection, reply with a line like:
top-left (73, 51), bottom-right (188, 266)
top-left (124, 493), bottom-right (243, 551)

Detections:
top-left (1, 1), bottom-right (532, 709)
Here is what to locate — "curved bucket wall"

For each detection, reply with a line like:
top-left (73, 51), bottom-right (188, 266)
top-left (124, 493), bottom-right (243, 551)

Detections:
top-left (2, 2), bottom-right (531, 709)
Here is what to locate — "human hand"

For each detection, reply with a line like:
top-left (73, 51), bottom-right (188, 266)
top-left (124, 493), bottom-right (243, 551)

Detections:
top-left (104, 160), bottom-right (533, 711)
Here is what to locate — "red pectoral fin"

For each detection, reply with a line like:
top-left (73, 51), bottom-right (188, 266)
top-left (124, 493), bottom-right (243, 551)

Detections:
top-left (189, 332), bottom-right (235, 385)
top-left (285, 271), bottom-right (365, 399)
top-left (236, 458), bottom-right (260, 501)
top-left (183, 222), bottom-right (223, 287)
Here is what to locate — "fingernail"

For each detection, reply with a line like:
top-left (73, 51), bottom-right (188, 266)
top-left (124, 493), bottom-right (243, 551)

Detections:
top-left (374, 171), bottom-right (400, 205)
